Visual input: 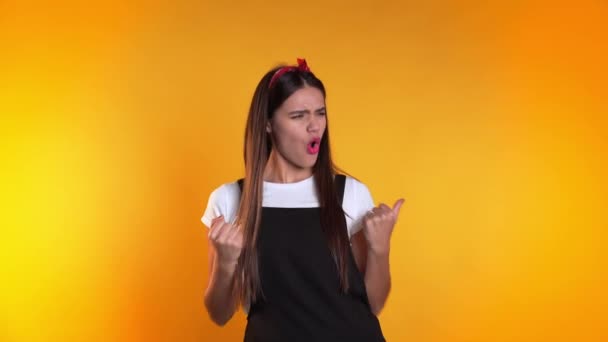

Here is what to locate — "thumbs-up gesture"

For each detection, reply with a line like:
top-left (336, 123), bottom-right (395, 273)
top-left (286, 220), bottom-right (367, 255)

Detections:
top-left (208, 216), bottom-right (244, 265)
top-left (362, 199), bottom-right (405, 255)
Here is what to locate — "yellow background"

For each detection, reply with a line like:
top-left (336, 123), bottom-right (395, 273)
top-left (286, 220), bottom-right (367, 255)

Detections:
top-left (1, 0), bottom-right (606, 341)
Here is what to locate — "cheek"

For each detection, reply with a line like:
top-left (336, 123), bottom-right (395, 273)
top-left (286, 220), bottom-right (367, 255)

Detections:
top-left (272, 123), bottom-right (302, 148)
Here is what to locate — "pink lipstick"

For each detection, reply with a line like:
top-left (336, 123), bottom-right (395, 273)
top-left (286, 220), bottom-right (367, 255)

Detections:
top-left (307, 137), bottom-right (321, 154)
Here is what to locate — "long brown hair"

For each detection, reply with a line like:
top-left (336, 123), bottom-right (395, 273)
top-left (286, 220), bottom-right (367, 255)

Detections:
top-left (234, 62), bottom-right (352, 307)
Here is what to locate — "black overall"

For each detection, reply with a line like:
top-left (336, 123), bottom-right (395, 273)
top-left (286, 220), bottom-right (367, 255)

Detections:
top-left (238, 175), bottom-right (386, 342)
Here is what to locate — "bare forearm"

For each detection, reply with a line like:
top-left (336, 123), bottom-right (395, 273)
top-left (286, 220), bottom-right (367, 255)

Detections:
top-left (364, 249), bottom-right (391, 315)
top-left (204, 259), bottom-right (239, 326)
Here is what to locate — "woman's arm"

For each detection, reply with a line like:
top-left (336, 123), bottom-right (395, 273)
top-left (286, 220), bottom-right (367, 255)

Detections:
top-left (351, 198), bottom-right (404, 315)
top-left (204, 216), bottom-right (243, 326)
top-left (351, 231), bottom-right (391, 315)
top-left (204, 245), bottom-right (239, 325)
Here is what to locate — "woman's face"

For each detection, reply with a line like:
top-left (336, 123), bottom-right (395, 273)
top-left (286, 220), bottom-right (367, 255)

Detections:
top-left (267, 86), bottom-right (327, 170)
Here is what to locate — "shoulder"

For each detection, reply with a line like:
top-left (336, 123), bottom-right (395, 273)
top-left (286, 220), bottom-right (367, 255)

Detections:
top-left (209, 180), bottom-right (241, 203)
top-left (344, 175), bottom-right (374, 204)
top-left (200, 179), bottom-right (242, 228)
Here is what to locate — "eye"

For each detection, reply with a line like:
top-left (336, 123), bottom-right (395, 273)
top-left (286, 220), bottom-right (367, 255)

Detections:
top-left (291, 114), bottom-right (304, 119)
top-left (317, 111), bottom-right (326, 116)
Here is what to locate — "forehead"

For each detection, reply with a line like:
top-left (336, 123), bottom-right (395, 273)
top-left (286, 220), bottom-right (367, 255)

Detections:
top-left (279, 86), bottom-right (325, 111)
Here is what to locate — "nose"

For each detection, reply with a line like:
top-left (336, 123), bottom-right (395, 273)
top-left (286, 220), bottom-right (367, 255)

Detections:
top-left (307, 115), bottom-right (322, 133)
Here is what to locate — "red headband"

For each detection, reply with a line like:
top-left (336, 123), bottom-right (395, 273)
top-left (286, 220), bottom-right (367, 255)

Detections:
top-left (268, 58), bottom-right (311, 88)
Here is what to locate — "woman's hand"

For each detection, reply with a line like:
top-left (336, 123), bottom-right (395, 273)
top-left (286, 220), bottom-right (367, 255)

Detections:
top-left (208, 216), bottom-right (244, 266)
top-left (362, 199), bottom-right (405, 255)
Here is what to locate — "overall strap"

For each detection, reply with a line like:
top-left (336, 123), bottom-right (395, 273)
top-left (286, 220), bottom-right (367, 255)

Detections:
top-left (334, 174), bottom-right (346, 206)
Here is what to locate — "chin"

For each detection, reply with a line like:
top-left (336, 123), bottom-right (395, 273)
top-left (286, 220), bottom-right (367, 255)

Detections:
top-left (309, 154), bottom-right (320, 162)
top-left (297, 158), bottom-right (317, 169)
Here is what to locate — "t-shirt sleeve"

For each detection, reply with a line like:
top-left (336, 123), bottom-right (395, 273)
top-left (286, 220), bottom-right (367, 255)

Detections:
top-left (348, 179), bottom-right (376, 237)
top-left (201, 182), bottom-right (241, 228)
top-left (201, 186), bottom-right (224, 228)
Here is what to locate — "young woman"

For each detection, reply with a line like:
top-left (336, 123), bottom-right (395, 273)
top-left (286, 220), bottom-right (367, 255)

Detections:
top-left (201, 58), bottom-right (404, 341)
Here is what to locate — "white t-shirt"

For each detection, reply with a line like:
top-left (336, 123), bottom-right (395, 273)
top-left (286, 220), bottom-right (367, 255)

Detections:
top-left (201, 174), bottom-right (375, 238)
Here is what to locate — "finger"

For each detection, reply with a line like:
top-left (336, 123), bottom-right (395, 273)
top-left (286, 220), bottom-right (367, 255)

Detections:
top-left (208, 216), bottom-right (224, 237)
top-left (230, 224), bottom-right (244, 245)
top-left (372, 206), bottom-right (389, 219)
top-left (210, 215), bottom-right (224, 227)
top-left (227, 222), bottom-right (242, 241)
top-left (366, 208), bottom-right (377, 219)
top-left (365, 208), bottom-right (381, 227)
top-left (209, 220), bottom-right (227, 240)
top-left (392, 198), bottom-right (405, 217)
top-left (378, 203), bottom-right (392, 216)
top-left (216, 221), bottom-right (237, 242)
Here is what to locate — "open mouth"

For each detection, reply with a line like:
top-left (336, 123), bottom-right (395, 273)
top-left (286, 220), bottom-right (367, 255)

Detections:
top-left (307, 138), bottom-right (321, 154)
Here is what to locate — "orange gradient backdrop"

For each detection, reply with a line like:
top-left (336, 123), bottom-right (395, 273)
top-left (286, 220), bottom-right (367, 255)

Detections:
top-left (1, 1), bottom-right (606, 341)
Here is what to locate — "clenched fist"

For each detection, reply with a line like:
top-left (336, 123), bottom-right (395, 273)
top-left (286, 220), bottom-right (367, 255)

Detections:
top-left (208, 216), bottom-right (244, 265)
top-left (362, 199), bottom-right (405, 255)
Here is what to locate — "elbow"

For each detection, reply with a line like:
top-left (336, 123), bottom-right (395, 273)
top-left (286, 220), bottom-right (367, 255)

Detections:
top-left (371, 307), bottom-right (381, 316)
top-left (209, 314), bottom-right (230, 327)
top-left (369, 283), bottom-right (391, 316)
top-left (369, 301), bottom-right (384, 316)
top-left (204, 295), bottom-right (232, 326)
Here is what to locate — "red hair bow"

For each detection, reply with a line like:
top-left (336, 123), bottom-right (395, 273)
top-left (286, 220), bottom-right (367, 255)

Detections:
top-left (269, 58), bottom-right (311, 88)
top-left (296, 58), bottom-right (310, 72)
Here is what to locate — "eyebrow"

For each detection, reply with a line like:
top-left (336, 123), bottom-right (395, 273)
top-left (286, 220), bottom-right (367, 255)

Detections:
top-left (288, 107), bottom-right (326, 115)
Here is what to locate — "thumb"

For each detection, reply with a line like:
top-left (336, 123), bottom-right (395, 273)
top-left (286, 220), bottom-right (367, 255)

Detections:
top-left (392, 198), bottom-right (405, 217)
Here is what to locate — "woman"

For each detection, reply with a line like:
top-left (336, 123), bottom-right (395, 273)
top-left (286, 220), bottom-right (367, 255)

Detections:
top-left (201, 58), bottom-right (404, 341)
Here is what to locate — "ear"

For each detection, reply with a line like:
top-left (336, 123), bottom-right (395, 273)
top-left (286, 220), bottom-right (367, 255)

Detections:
top-left (266, 122), bottom-right (272, 133)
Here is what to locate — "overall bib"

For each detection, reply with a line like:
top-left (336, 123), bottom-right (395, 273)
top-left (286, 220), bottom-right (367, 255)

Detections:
top-left (240, 175), bottom-right (386, 342)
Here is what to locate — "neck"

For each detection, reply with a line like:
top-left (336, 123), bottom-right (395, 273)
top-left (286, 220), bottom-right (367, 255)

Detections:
top-left (263, 149), bottom-right (313, 183)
